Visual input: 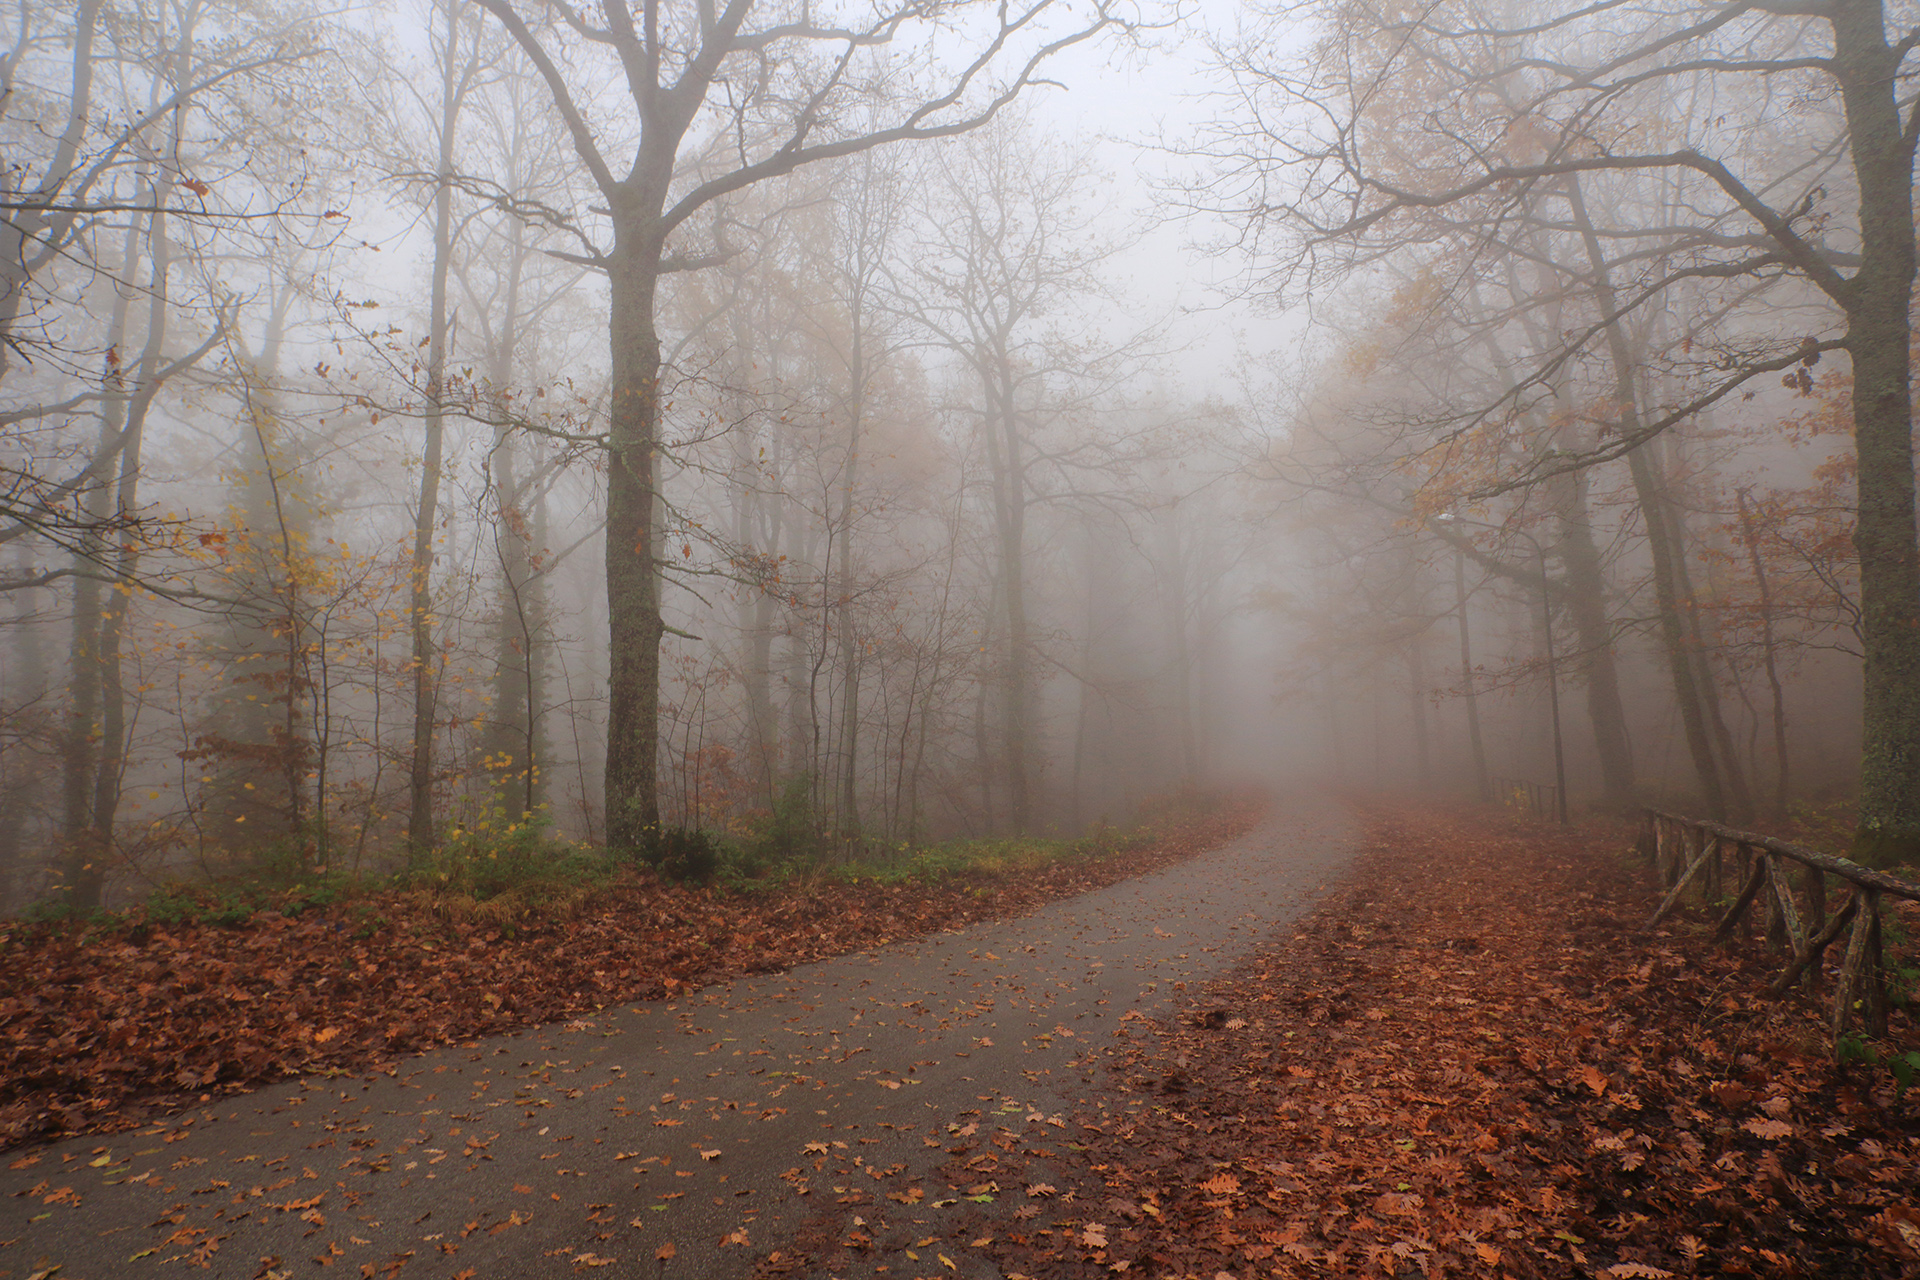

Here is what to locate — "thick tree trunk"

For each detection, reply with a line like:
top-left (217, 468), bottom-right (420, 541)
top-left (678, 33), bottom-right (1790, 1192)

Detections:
top-left (603, 251), bottom-right (668, 850)
top-left (1833, 0), bottom-right (1920, 863)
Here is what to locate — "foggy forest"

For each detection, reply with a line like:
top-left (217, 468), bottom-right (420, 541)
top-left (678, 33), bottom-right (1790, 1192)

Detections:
top-left (4, 0), bottom-right (1920, 1274)
top-left (11, 0), bottom-right (1917, 903)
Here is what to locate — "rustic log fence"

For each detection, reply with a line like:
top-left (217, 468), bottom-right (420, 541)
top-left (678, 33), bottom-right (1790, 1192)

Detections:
top-left (1639, 809), bottom-right (1920, 1057)
top-left (1491, 775), bottom-right (1561, 823)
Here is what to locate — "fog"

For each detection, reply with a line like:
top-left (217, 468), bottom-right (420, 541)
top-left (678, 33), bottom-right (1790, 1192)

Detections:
top-left (1, 0), bottom-right (1907, 908)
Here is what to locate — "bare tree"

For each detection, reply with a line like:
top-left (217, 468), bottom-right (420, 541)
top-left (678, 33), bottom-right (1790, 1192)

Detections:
top-left (899, 116), bottom-right (1140, 830)
top-left (473, 0), bottom-right (1127, 850)
top-left (1211, 0), bottom-right (1920, 856)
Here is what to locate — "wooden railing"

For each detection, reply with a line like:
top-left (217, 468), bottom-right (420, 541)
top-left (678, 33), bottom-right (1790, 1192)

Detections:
top-left (1492, 775), bottom-right (1560, 822)
top-left (1639, 809), bottom-right (1920, 1056)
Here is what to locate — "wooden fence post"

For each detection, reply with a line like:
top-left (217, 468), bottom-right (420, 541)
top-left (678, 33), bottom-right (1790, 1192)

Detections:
top-left (1714, 848), bottom-right (1767, 940)
top-left (1642, 807), bottom-right (1918, 1058)
top-left (1764, 855), bottom-right (1786, 953)
top-left (1768, 854), bottom-right (1808, 969)
top-left (1866, 895), bottom-right (1888, 1038)
top-left (1833, 890), bottom-right (1878, 1051)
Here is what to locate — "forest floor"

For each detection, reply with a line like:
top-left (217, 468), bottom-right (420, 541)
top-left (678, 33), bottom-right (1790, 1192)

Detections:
top-left (0, 795), bottom-right (1262, 1151)
top-left (916, 803), bottom-right (1920, 1280)
top-left (5, 798), bottom-right (1917, 1280)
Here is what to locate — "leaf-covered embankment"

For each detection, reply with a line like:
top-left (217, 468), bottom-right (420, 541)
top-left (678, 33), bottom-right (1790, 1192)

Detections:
top-left (956, 802), bottom-right (1920, 1280)
top-left (0, 793), bottom-right (1262, 1151)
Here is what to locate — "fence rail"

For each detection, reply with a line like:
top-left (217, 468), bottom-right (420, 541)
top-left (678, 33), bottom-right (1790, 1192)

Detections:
top-left (1491, 776), bottom-right (1560, 822)
top-left (1639, 809), bottom-right (1920, 1056)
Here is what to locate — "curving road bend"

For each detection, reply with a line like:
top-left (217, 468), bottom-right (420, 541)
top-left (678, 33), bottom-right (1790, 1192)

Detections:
top-left (0, 794), bottom-right (1354, 1280)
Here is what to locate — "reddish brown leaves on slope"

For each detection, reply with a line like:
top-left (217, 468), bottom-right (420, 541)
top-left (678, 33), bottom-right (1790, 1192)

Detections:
top-left (0, 798), bottom-right (1260, 1150)
top-left (977, 803), bottom-right (1920, 1280)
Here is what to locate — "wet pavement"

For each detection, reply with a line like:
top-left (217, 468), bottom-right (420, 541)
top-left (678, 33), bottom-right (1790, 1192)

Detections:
top-left (1, 794), bottom-right (1355, 1279)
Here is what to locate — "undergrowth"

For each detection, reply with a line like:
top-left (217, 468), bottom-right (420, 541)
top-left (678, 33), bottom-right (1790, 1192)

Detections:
top-left (12, 784), bottom-right (1249, 937)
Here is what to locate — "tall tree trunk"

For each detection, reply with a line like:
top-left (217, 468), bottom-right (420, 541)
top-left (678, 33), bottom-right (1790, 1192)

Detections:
top-left (1452, 550), bottom-right (1490, 802)
top-left (1408, 638), bottom-right (1432, 789)
top-left (603, 230), bottom-right (669, 848)
top-left (733, 400), bottom-right (779, 801)
top-left (57, 202), bottom-right (141, 903)
top-left (479, 202), bottom-right (547, 823)
top-left (1164, 519), bottom-right (1198, 781)
top-left (981, 349), bottom-right (1032, 831)
top-left (1474, 267), bottom-right (1637, 807)
top-left (78, 179), bottom-right (174, 907)
top-left (408, 0), bottom-right (464, 854)
top-left (1550, 462), bottom-right (1636, 805)
top-left (833, 318), bottom-right (864, 835)
top-left (1661, 463), bottom-right (1755, 823)
top-left (1737, 491), bottom-right (1791, 819)
top-left (1625, 440), bottom-right (1727, 818)
top-left (1833, 0), bottom-right (1920, 863)
top-left (1568, 175), bottom-right (1726, 818)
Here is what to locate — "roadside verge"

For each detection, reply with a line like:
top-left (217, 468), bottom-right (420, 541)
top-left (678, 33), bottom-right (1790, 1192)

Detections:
top-left (948, 802), bottom-right (1920, 1280)
top-left (0, 793), bottom-right (1261, 1150)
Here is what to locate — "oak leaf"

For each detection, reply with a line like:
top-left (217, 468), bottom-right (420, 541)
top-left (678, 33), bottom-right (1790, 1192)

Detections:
top-left (1742, 1118), bottom-right (1793, 1140)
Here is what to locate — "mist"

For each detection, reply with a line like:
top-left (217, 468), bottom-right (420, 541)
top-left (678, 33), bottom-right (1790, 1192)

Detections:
top-left (0, 0), bottom-right (1909, 915)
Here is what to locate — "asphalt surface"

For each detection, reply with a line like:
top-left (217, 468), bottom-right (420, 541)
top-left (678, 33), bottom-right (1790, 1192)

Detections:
top-left (0, 795), bottom-right (1355, 1280)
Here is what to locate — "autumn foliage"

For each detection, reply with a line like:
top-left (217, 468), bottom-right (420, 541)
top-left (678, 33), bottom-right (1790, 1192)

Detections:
top-left (960, 804), bottom-right (1919, 1280)
top-left (0, 794), bottom-right (1262, 1150)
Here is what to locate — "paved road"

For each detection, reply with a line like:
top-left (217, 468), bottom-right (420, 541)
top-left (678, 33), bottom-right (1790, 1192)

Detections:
top-left (1, 796), bottom-right (1354, 1280)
